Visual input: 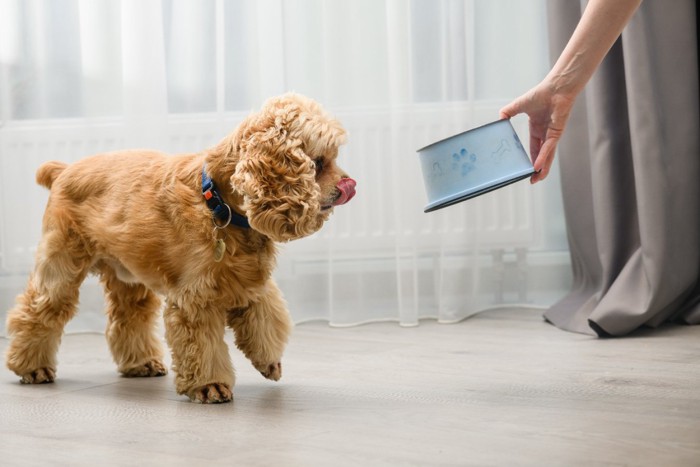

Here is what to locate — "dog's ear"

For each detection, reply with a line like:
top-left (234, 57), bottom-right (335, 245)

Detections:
top-left (231, 109), bottom-right (323, 242)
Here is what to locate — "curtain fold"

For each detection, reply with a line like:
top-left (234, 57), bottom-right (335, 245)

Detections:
top-left (545, 0), bottom-right (700, 336)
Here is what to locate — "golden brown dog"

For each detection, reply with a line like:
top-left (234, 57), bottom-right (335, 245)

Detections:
top-left (5, 93), bottom-right (356, 403)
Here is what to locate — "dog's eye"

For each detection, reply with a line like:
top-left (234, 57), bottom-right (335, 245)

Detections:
top-left (314, 159), bottom-right (324, 174)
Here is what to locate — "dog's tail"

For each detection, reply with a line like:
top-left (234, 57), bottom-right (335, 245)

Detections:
top-left (36, 161), bottom-right (68, 189)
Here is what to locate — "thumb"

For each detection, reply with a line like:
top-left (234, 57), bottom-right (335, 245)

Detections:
top-left (499, 97), bottom-right (522, 120)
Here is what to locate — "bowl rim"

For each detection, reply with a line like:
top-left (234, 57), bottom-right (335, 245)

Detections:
top-left (416, 118), bottom-right (512, 153)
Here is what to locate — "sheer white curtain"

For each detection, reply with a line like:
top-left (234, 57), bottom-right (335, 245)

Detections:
top-left (0, 0), bottom-right (570, 334)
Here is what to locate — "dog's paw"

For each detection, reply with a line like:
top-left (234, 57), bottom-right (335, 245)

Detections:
top-left (190, 383), bottom-right (233, 404)
top-left (121, 360), bottom-right (168, 378)
top-left (19, 367), bottom-right (56, 384)
top-left (256, 361), bottom-right (282, 381)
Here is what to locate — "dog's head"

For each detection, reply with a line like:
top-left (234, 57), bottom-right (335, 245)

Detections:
top-left (227, 93), bottom-right (355, 242)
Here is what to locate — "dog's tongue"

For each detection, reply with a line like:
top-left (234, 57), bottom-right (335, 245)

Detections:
top-left (333, 178), bottom-right (357, 206)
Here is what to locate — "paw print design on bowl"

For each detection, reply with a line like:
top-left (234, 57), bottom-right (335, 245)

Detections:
top-left (451, 148), bottom-right (478, 176)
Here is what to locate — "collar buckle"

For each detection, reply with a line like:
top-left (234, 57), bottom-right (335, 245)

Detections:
top-left (202, 164), bottom-right (250, 230)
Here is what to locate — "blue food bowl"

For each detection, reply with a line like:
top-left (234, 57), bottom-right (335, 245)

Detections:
top-left (417, 119), bottom-right (534, 213)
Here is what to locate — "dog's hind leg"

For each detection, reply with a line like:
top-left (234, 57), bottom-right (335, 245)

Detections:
top-left (98, 265), bottom-right (167, 377)
top-left (5, 228), bottom-right (91, 384)
top-left (227, 279), bottom-right (292, 382)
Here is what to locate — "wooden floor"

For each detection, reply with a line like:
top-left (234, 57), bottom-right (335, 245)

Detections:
top-left (1, 308), bottom-right (699, 467)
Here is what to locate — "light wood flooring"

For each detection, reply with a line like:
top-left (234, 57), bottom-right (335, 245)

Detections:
top-left (1, 308), bottom-right (699, 467)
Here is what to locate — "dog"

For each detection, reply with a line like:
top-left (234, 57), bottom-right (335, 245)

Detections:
top-left (4, 93), bottom-right (356, 403)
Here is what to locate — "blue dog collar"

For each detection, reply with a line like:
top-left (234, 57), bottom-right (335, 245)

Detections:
top-left (202, 164), bottom-right (250, 229)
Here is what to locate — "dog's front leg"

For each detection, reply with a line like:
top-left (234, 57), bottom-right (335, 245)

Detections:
top-left (227, 279), bottom-right (293, 381)
top-left (163, 300), bottom-right (234, 403)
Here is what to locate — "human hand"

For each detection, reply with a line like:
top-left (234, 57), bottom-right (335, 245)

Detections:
top-left (499, 82), bottom-right (576, 184)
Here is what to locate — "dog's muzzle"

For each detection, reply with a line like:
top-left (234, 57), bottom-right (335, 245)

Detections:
top-left (333, 178), bottom-right (357, 206)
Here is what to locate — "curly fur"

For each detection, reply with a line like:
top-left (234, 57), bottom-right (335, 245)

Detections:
top-left (4, 93), bottom-right (351, 403)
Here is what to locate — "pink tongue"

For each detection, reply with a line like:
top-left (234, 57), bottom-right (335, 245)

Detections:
top-left (333, 177), bottom-right (357, 206)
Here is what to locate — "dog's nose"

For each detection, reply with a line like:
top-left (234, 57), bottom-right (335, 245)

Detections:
top-left (333, 177), bottom-right (357, 206)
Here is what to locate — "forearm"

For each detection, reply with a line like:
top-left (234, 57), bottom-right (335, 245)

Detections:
top-left (547, 0), bottom-right (642, 97)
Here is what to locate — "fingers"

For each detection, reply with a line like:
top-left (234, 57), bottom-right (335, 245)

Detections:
top-left (501, 90), bottom-right (561, 184)
top-left (529, 135), bottom-right (541, 164)
top-left (530, 138), bottom-right (558, 184)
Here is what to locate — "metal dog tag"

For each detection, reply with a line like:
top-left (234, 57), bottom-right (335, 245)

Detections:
top-left (214, 239), bottom-right (226, 262)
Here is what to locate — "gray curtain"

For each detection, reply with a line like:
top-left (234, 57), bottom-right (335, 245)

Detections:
top-left (546, 0), bottom-right (700, 336)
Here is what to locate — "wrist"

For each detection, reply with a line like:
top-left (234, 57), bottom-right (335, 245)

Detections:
top-left (545, 63), bottom-right (585, 102)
